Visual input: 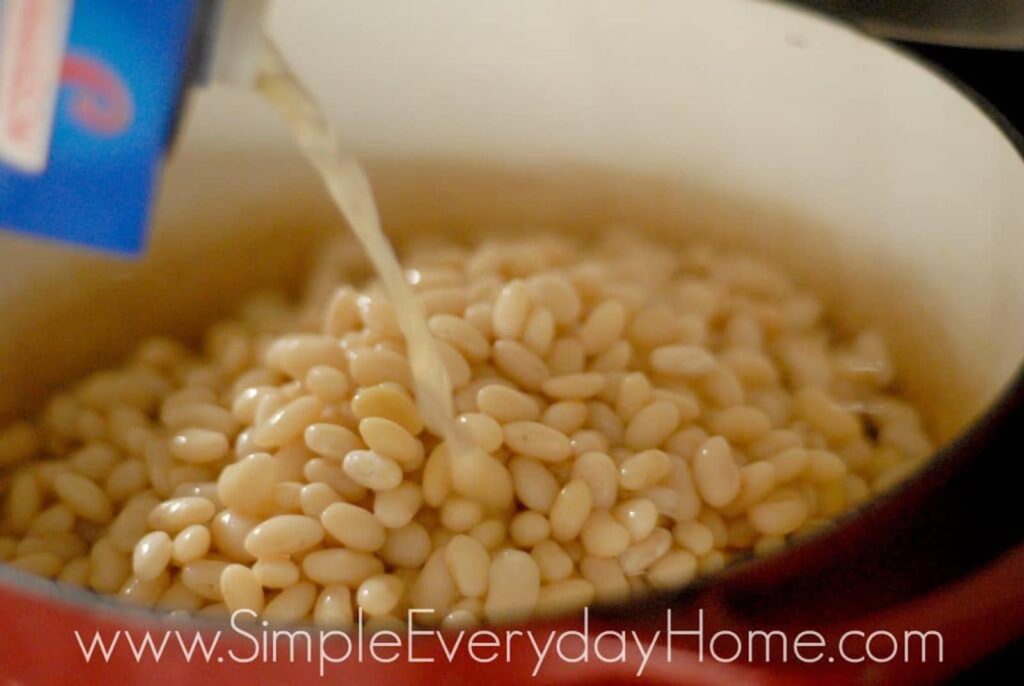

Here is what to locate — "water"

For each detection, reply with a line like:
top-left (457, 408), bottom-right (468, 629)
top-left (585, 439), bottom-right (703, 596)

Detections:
top-left (255, 37), bottom-right (513, 508)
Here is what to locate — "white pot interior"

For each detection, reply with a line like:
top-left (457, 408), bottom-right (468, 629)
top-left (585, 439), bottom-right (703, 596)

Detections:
top-left (0, 0), bottom-right (1022, 450)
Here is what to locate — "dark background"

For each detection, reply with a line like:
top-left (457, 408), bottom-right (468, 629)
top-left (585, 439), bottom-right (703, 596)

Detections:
top-left (905, 43), bottom-right (1024, 124)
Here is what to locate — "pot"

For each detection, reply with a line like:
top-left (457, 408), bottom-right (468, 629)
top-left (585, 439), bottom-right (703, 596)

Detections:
top-left (1, 0), bottom-right (1023, 683)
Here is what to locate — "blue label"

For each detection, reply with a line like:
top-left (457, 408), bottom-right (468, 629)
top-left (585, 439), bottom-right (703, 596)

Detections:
top-left (0, 0), bottom-right (200, 255)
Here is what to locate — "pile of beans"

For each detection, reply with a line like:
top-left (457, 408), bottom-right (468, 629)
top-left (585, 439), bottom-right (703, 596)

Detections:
top-left (0, 231), bottom-right (933, 628)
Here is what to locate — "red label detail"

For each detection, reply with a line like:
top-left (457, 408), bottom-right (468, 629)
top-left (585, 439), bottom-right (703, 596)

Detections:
top-left (60, 52), bottom-right (134, 135)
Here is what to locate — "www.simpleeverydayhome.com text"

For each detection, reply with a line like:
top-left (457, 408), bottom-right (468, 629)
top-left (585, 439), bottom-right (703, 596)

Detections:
top-left (75, 608), bottom-right (944, 677)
